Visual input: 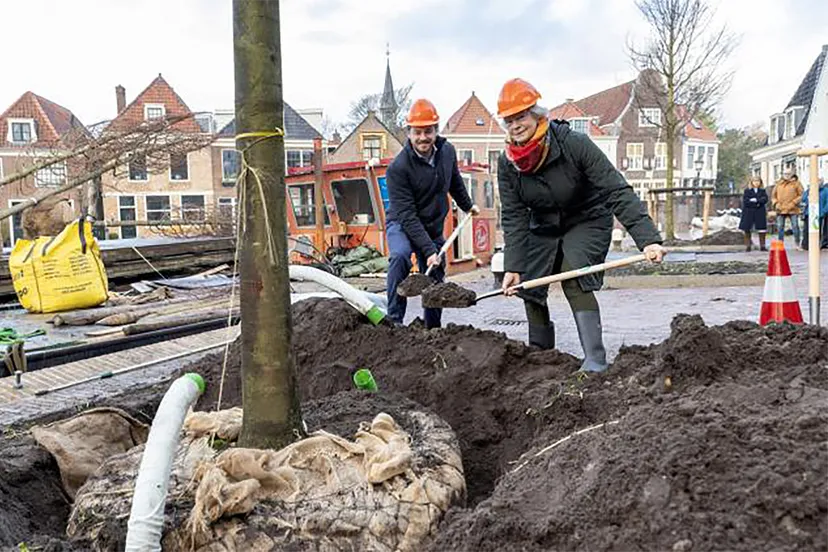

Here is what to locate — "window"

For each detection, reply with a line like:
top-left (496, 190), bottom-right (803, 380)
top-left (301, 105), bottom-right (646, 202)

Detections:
top-left (706, 147), bottom-right (714, 171)
top-left (169, 153), bottom-right (189, 181)
top-left (217, 197), bottom-right (236, 221)
top-left (221, 149), bottom-right (240, 184)
top-left (144, 104), bottom-right (165, 120)
top-left (458, 149), bottom-right (474, 164)
top-left (331, 179), bottom-right (375, 224)
top-left (118, 196), bottom-right (137, 239)
top-left (9, 121), bottom-right (34, 143)
top-left (286, 150), bottom-right (313, 168)
top-left (570, 119), bottom-right (589, 134)
top-left (145, 195), bottom-right (171, 222)
top-left (35, 162), bottom-right (67, 187)
top-left (129, 154), bottom-right (147, 181)
top-left (483, 179), bottom-right (495, 209)
top-left (686, 145), bottom-right (695, 169)
top-left (8, 200), bottom-right (25, 246)
top-left (785, 111), bottom-right (795, 139)
top-left (488, 150), bottom-right (502, 173)
top-left (770, 117), bottom-right (778, 144)
top-left (289, 183), bottom-right (330, 227)
top-left (638, 108), bottom-right (661, 127)
top-left (362, 136), bottom-right (382, 161)
top-left (181, 195), bottom-right (205, 221)
top-left (471, 178), bottom-right (479, 206)
top-left (626, 143), bottom-right (643, 170)
top-left (654, 143), bottom-right (667, 170)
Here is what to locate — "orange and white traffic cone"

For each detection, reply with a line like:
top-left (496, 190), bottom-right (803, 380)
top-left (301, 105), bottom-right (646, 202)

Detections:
top-left (759, 240), bottom-right (803, 325)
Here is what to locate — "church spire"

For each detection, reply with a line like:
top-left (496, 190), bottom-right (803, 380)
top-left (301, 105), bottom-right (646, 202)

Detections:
top-left (379, 43), bottom-right (398, 127)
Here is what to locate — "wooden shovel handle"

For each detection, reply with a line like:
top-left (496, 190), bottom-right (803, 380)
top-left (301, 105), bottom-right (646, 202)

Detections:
top-left (474, 253), bottom-right (651, 303)
top-left (425, 210), bottom-right (475, 277)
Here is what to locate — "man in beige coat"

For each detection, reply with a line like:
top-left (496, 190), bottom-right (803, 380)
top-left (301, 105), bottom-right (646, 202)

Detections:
top-left (771, 172), bottom-right (804, 246)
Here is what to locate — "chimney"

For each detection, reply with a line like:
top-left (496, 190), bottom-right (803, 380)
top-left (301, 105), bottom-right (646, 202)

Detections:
top-left (565, 98), bottom-right (574, 103)
top-left (115, 85), bottom-right (126, 114)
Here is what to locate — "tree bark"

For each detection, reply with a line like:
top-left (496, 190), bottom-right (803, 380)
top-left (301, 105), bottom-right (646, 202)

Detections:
top-left (234, 0), bottom-right (304, 449)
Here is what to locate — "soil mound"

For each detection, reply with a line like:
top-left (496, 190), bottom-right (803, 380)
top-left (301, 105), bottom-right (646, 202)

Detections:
top-left (664, 229), bottom-right (745, 247)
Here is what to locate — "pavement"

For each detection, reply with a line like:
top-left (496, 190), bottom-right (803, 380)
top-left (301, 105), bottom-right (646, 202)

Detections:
top-left (400, 242), bottom-right (827, 362)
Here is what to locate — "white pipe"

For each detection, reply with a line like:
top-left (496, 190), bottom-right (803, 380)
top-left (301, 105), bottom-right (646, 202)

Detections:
top-left (125, 373), bottom-right (205, 552)
top-left (290, 291), bottom-right (387, 310)
top-left (289, 265), bottom-right (386, 325)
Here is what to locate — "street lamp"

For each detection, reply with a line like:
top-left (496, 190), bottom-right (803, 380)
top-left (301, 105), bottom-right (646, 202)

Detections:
top-left (694, 157), bottom-right (704, 188)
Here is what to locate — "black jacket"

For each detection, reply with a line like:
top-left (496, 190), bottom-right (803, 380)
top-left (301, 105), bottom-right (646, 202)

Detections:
top-left (739, 187), bottom-right (768, 232)
top-left (386, 136), bottom-right (474, 257)
top-left (499, 121), bottom-right (661, 284)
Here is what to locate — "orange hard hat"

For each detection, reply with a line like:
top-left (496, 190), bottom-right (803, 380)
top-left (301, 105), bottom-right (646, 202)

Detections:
top-left (497, 78), bottom-right (542, 118)
top-left (406, 99), bottom-right (440, 127)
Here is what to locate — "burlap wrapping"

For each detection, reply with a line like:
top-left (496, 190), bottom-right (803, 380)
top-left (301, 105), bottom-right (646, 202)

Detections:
top-left (68, 407), bottom-right (465, 551)
top-left (30, 407), bottom-right (148, 499)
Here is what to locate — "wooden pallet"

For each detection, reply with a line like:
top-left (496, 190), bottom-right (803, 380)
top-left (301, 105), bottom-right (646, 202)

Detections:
top-left (0, 326), bottom-right (239, 405)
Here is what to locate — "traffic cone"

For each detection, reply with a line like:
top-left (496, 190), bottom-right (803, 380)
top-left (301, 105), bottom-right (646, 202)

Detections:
top-left (759, 240), bottom-right (803, 325)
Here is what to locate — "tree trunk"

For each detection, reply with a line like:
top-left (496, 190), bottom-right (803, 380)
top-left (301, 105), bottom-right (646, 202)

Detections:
top-left (234, 0), bottom-right (304, 449)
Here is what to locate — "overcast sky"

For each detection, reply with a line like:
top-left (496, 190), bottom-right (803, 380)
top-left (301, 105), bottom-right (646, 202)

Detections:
top-left (1, 0), bottom-right (825, 132)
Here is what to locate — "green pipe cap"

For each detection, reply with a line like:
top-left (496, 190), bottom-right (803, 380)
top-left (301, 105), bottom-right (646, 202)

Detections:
top-left (184, 373), bottom-right (206, 395)
top-left (365, 305), bottom-right (385, 326)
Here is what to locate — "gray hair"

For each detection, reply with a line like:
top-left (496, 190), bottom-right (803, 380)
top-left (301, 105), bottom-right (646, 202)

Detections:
top-left (529, 104), bottom-right (549, 119)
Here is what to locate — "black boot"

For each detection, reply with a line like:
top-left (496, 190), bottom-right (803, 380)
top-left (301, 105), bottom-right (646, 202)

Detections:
top-left (744, 231), bottom-right (752, 252)
top-left (574, 310), bottom-right (608, 372)
top-left (759, 232), bottom-right (767, 251)
top-left (528, 322), bottom-right (556, 349)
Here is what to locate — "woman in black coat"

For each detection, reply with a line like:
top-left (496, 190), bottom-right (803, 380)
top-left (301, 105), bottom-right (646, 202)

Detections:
top-left (496, 78), bottom-right (664, 372)
top-left (738, 177), bottom-right (768, 251)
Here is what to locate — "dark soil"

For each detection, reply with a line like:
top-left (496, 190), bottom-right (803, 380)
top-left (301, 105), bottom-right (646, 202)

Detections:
top-left (3, 298), bottom-right (827, 552)
top-left (611, 260), bottom-right (767, 277)
top-left (396, 273), bottom-right (435, 297)
top-left (664, 228), bottom-right (746, 246)
top-left (421, 281), bottom-right (478, 308)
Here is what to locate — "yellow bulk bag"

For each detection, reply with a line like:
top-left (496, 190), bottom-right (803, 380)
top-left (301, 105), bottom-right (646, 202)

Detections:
top-left (9, 218), bottom-right (108, 313)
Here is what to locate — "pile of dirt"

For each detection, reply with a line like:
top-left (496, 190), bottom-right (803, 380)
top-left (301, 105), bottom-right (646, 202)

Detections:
top-left (184, 302), bottom-right (828, 551)
top-left (3, 298), bottom-right (826, 551)
top-left (664, 229), bottom-right (746, 246)
top-left (611, 260), bottom-right (766, 277)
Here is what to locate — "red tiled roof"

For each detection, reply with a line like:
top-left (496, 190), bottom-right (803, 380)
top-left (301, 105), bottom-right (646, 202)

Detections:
top-left (572, 80), bottom-right (634, 127)
top-left (443, 92), bottom-right (505, 135)
top-left (0, 91), bottom-right (87, 147)
top-left (548, 102), bottom-right (606, 136)
top-left (107, 74), bottom-right (201, 133)
top-left (676, 105), bottom-right (717, 141)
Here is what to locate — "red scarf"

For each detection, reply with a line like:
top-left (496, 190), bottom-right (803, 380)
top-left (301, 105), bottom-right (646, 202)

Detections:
top-left (506, 118), bottom-right (549, 173)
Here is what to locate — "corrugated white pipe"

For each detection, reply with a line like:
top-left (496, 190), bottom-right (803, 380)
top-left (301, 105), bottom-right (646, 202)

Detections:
top-left (290, 291), bottom-right (387, 310)
top-left (124, 373), bottom-right (205, 552)
top-left (289, 265), bottom-right (386, 325)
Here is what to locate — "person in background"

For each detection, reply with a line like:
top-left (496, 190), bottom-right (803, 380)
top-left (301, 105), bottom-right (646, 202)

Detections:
top-left (801, 177), bottom-right (828, 250)
top-left (738, 177), bottom-right (768, 252)
top-left (496, 78), bottom-right (664, 372)
top-left (771, 171), bottom-right (804, 248)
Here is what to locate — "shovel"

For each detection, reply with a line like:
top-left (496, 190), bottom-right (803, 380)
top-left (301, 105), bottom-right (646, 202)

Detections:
top-left (396, 210), bottom-right (475, 297)
top-left (421, 253), bottom-right (656, 309)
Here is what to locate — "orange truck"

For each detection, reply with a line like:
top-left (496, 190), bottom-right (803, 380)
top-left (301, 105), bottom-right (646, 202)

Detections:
top-left (285, 159), bottom-right (497, 275)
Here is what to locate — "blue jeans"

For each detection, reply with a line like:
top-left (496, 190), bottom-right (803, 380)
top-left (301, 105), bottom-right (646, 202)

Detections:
top-left (385, 221), bottom-right (445, 328)
top-left (777, 214), bottom-right (800, 243)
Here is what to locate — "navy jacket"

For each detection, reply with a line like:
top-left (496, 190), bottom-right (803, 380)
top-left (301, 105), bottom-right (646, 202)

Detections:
top-left (386, 136), bottom-right (474, 257)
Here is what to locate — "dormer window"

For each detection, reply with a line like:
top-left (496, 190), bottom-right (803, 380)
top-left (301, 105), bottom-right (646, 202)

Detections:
top-left (144, 104), bottom-right (166, 120)
top-left (475, 118), bottom-right (485, 126)
top-left (7, 118), bottom-right (36, 144)
top-left (570, 118), bottom-right (590, 135)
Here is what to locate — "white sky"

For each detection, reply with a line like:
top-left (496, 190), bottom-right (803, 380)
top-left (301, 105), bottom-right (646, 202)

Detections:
top-left (0, 0), bottom-right (825, 132)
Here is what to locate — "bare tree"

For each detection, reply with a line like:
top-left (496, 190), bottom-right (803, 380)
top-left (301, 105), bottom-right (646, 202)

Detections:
top-left (342, 83), bottom-right (414, 132)
top-left (628, 0), bottom-right (738, 239)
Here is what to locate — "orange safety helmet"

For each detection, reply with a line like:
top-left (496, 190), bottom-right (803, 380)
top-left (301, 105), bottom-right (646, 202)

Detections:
top-left (497, 78), bottom-right (542, 118)
top-left (406, 98), bottom-right (440, 127)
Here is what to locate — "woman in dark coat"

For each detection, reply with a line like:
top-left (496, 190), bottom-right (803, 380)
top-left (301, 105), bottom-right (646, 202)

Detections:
top-left (496, 78), bottom-right (664, 372)
top-left (738, 177), bottom-right (768, 251)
